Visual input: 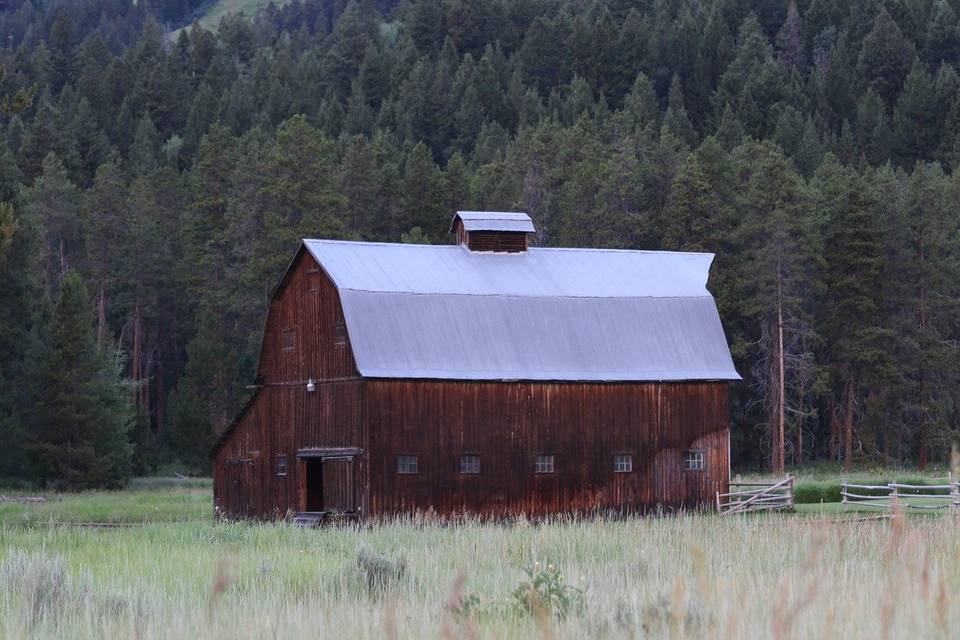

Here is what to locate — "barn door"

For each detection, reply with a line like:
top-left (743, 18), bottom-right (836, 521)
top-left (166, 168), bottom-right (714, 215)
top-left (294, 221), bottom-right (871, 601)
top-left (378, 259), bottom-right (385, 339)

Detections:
top-left (322, 458), bottom-right (354, 512)
top-left (297, 448), bottom-right (362, 514)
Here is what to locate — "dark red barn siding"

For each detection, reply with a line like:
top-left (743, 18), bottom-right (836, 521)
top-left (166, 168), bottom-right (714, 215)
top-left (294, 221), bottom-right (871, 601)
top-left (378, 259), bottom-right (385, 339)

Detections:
top-left (258, 249), bottom-right (358, 382)
top-left (453, 218), bottom-right (529, 252)
top-left (364, 380), bottom-right (729, 517)
top-left (213, 250), bottom-right (366, 519)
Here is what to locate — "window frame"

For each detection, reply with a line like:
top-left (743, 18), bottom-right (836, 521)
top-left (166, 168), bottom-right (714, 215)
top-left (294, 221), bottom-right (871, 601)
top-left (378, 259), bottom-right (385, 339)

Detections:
top-left (613, 453), bottom-right (633, 473)
top-left (396, 454), bottom-right (419, 475)
top-left (276, 454), bottom-right (288, 477)
top-left (534, 454), bottom-right (556, 474)
top-left (682, 449), bottom-right (706, 472)
top-left (306, 268), bottom-right (322, 293)
top-left (459, 453), bottom-right (481, 475)
top-left (334, 321), bottom-right (347, 346)
top-left (281, 327), bottom-right (295, 351)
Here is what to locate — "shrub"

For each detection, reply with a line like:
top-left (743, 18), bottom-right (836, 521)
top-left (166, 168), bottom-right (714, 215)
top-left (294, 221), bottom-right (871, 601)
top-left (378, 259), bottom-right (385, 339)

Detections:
top-left (510, 562), bottom-right (584, 619)
top-left (0, 551), bottom-right (91, 625)
top-left (792, 477), bottom-right (950, 503)
top-left (357, 547), bottom-right (406, 595)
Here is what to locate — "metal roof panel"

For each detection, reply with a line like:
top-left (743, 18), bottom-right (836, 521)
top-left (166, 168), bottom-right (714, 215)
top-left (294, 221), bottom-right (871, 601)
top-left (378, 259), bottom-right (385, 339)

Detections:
top-left (451, 211), bottom-right (536, 233)
top-left (302, 240), bottom-right (740, 382)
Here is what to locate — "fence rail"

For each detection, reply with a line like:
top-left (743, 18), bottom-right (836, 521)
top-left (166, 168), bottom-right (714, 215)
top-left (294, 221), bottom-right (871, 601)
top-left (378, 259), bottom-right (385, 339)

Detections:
top-left (841, 480), bottom-right (960, 511)
top-left (716, 475), bottom-right (795, 515)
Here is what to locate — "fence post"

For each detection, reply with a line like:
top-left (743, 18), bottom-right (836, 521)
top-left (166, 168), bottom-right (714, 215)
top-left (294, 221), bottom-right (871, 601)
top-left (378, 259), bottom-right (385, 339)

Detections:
top-left (841, 478), bottom-right (847, 506)
top-left (788, 475), bottom-right (795, 510)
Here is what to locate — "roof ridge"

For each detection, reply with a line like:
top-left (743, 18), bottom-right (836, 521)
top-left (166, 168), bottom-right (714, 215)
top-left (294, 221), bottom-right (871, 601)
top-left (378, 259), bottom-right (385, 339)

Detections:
top-left (338, 289), bottom-right (712, 299)
top-left (303, 238), bottom-right (713, 257)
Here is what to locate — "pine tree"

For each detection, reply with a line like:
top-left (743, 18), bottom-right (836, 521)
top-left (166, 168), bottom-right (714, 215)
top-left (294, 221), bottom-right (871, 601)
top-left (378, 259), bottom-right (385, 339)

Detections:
top-left (856, 89), bottom-right (893, 165)
top-left (713, 15), bottom-right (787, 138)
top-left (252, 114), bottom-right (346, 284)
top-left (776, 1), bottom-right (804, 71)
top-left (48, 10), bottom-right (76, 92)
top-left (816, 157), bottom-right (893, 470)
top-left (733, 141), bottom-right (819, 472)
top-left (715, 103), bottom-right (746, 151)
top-left (924, 0), bottom-right (960, 66)
top-left (324, 0), bottom-right (376, 98)
top-left (338, 134), bottom-right (400, 240)
top-left (884, 164), bottom-right (960, 466)
top-left (30, 270), bottom-right (132, 489)
top-left (892, 62), bottom-right (940, 165)
top-left (857, 8), bottom-right (916, 107)
top-left (663, 74), bottom-right (697, 146)
top-left (70, 98), bottom-right (109, 188)
top-left (129, 113), bottom-right (161, 176)
top-left (0, 203), bottom-right (42, 479)
top-left (24, 153), bottom-right (81, 288)
top-left (399, 141), bottom-right (446, 240)
top-left (167, 304), bottom-right (238, 469)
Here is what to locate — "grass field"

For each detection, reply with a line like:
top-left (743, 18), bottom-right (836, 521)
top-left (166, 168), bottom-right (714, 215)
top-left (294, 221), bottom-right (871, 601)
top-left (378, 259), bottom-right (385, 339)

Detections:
top-left (172, 0), bottom-right (291, 35)
top-left (0, 477), bottom-right (211, 525)
top-left (2, 477), bottom-right (959, 638)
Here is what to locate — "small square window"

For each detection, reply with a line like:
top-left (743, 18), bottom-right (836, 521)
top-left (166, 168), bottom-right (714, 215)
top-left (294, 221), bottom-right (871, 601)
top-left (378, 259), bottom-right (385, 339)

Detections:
top-left (614, 454), bottom-right (633, 473)
top-left (307, 268), bottom-right (321, 292)
top-left (334, 321), bottom-right (347, 346)
top-left (459, 454), bottom-right (480, 474)
top-left (276, 454), bottom-right (287, 476)
top-left (281, 328), bottom-right (295, 351)
top-left (534, 454), bottom-right (555, 474)
top-left (396, 455), bottom-right (418, 474)
top-left (683, 450), bottom-right (705, 471)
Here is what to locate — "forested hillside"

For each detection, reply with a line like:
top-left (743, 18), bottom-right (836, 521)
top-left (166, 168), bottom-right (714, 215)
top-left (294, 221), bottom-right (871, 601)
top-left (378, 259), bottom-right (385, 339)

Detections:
top-left (1, 0), bottom-right (959, 485)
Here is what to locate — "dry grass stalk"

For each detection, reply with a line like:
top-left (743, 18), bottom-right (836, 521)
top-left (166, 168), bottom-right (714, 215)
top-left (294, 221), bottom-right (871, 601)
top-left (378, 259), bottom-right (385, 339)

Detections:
top-left (206, 556), bottom-right (234, 619)
top-left (382, 600), bottom-right (398, 640)
top-left (439, 570), bottom-right (477, 640)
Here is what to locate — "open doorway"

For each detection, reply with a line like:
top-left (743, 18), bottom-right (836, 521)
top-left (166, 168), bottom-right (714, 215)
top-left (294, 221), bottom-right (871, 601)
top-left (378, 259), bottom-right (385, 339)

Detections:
top-left (299, 451), bottom-right (357, 514)
top-left (304, 459), bottom-right (324, 511)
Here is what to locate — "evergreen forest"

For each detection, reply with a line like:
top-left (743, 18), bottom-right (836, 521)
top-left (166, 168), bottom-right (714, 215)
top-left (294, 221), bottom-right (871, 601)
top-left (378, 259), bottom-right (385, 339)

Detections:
top-left (2, 0), bottom-right (960, 486)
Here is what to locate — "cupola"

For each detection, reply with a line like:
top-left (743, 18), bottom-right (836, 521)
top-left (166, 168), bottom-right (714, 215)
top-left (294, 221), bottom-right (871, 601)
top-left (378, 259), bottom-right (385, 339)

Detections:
top-left (450, 211), bottom-right (535, 253)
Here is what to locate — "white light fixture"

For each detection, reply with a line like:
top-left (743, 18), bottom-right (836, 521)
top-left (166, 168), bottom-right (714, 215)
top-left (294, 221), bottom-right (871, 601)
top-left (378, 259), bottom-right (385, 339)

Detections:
top-left (306, 378), bottom-right (316, 392)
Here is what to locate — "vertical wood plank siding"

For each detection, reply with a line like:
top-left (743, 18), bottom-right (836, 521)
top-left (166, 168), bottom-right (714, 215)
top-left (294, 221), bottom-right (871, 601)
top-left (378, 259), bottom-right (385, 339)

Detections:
top-left (365, 380), bottom-right (729, 517)
top-left (453, 218), bottom-right (528, 252)
top-left (213, 251), bottom-right (366, 519)
top-left (213, 247), bottom-right (732, 520)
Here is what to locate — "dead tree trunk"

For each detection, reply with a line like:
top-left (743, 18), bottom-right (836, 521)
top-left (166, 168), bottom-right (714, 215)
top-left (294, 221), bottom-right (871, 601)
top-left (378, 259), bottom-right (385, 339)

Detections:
top-left (918, 240), bottom-right (927, 470)
top-left (770, 347), bottom-right (780, 473)
top-left (132, 304), bottom-right (142, 407)
top-left (777, 273), bottom-right (786, 474)
top-left (844, 380), bottom-right (855, 472)
top-left (155, 358), bottom-right (165, 437)
top-left (58, 237), bottom-right (66, 283)
top-left (796, 379), bottom-right (804, 466)
top-left (96, 288), bottom-right (107, 350)
top-left (828, 401), bottom-right (838, 461)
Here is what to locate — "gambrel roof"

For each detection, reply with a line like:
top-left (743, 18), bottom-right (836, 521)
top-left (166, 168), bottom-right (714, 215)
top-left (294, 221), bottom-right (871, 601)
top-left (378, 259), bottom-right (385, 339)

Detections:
top-left (303, 240), bottom-right (740, 382)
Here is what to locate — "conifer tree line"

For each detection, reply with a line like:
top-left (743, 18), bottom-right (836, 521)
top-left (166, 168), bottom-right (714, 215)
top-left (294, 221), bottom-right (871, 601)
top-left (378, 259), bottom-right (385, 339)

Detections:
top-left (2, 0), bottom-right (960, 485)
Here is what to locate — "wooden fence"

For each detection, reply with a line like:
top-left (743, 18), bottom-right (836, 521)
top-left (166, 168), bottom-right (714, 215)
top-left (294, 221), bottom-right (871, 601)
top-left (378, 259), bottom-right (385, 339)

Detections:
top-left (716, 476), bottom-right (795, 515)
top-left (841, 480), bottom-right (960, 511)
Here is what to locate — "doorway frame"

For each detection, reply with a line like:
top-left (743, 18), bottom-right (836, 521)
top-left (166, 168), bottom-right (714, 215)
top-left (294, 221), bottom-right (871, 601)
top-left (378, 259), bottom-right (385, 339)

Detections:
top-left (296, 447), bottom-right (362, 513)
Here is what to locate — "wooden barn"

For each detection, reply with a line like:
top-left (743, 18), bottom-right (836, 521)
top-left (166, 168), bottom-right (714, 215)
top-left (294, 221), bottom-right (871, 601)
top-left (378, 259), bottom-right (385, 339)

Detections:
top-left (212, 211), bottom-right (740, 521)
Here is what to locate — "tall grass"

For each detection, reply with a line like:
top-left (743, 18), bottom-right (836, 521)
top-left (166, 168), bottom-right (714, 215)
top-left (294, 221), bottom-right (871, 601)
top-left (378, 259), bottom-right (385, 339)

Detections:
top-left (1, 512), bottom-right (958, 638)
